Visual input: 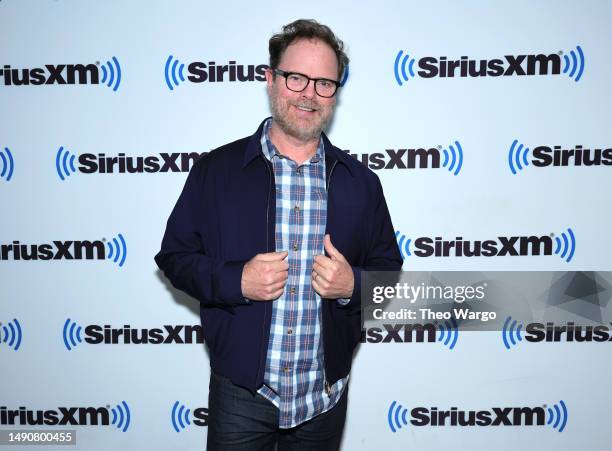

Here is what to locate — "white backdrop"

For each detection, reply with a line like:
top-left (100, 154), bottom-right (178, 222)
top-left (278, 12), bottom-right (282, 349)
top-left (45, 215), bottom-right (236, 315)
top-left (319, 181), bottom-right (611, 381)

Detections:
top-left (1, 1), bottom-right (611, 450)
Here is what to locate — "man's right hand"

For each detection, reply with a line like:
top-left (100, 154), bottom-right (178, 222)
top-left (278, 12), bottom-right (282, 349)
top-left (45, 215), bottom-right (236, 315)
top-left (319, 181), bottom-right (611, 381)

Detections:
top-left (241, 251), bottom-right (289, 301)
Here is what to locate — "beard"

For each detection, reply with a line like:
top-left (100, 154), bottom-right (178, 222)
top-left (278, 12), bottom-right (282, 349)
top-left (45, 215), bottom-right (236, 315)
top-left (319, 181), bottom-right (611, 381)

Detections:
top-left (268, 88), bottom-right (335, 142)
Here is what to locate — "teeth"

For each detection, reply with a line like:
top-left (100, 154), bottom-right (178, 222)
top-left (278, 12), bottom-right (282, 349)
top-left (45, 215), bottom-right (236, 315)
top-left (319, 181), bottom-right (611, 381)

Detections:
top-left (296, 106), bottom-right (315, 112)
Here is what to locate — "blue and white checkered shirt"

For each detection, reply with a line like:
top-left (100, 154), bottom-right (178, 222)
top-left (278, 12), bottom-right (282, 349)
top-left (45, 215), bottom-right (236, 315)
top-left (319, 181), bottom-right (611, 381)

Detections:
top-left (257, 118), bottom-right (348, 429)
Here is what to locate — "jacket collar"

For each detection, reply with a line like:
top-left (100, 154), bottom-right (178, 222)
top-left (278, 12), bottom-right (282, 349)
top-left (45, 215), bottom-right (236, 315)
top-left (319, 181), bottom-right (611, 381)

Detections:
top-left (242, 117), bottom-right (353, 176)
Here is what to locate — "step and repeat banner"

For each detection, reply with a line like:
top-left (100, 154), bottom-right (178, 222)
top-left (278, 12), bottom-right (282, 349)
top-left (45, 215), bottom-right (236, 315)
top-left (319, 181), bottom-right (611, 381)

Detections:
top-left (1, 1), bottom-right (611, 450)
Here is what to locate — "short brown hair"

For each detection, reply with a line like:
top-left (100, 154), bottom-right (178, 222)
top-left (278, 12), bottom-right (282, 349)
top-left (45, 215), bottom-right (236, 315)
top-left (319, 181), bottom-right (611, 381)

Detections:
top-left (269, 19), bottom-right (349, 81)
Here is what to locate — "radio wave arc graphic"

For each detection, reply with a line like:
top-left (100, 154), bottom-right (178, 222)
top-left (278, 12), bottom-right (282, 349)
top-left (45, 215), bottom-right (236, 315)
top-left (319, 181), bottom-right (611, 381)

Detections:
top-left (171, 401), bottom-right (192, 432)
top-left (339, 64), bottom-right (349, 87)
top-left (55, 146), bottom-right (78, 181)
top-left (111, 401), bottom-right (131, 432)
top-left (387, 401), bottom-right (409, 432)
top-left (437, 318), bottom-right (458, 350)
top-left (62, 318), bottom-right (83, 351)
top-left (165, 55), bottom-right (186, 91)
top-left (547, 400), bottom-right (568, 432)
top-left (100, 56), bottom-right (122, 91)
top-left (554, 228), bottom-right (576, 263)
top-left (394, 50), bottom-right (416, 86)
top-left (508, 140), bottom-right (530, 174)
top-left (107, 233), bottom-right (128, 267)
top-left (395, 231), bottom-right (412, 260)
top-left (562, 46), bottom-right (585, 82)
top-left (442, 141), bottom-right (463, 175)
top-left (1, 318), bottom-right (22, 351)
top-left (0, 147), bottom-right (14, 182)
top-left (502, 316), bottom-right (523, 350)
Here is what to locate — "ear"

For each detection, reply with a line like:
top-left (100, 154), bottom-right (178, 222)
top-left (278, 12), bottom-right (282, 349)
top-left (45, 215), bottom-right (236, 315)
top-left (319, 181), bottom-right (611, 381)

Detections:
top-left (265, 68), bottom-right (274, 89)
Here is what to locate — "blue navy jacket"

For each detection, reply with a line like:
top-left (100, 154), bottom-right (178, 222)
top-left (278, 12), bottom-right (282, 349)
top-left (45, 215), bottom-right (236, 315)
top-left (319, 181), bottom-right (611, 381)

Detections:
top-left (155, 118), bottom-right (402, 393)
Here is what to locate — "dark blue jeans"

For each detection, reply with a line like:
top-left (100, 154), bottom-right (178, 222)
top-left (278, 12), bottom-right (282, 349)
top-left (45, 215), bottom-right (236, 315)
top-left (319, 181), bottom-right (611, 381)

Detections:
top-left (206, 371), bottom-right (348, 451)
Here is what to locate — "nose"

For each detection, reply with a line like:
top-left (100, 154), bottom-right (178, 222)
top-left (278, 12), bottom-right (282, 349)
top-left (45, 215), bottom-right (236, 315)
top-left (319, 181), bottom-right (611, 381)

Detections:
top-left (300, 79), bottom-right (317, 98)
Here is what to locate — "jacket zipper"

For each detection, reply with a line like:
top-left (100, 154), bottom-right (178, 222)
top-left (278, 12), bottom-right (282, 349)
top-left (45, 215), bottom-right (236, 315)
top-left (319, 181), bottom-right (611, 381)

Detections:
top-left (323, 159), bottom-right (338, 396)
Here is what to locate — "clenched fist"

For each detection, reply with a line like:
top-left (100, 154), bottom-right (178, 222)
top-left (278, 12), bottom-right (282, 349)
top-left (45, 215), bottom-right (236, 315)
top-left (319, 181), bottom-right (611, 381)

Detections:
top-left (241, 251), bottom-right (289, 301)
top-left (312, 234), bottom-right (354, 299)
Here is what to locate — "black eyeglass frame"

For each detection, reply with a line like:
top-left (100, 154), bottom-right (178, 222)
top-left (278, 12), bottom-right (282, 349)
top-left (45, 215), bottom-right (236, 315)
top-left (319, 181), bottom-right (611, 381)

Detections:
top-left (272, 68), bottom-right (340, 98)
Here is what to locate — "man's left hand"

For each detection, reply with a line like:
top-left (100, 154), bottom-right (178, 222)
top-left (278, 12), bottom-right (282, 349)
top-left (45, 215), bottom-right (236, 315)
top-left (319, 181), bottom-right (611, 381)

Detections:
top-left (312, 234), bottom-right (354, 299)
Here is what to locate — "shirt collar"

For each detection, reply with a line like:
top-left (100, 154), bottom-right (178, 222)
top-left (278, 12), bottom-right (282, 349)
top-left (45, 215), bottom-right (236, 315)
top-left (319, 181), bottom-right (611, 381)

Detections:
top-left (242, 117), bottom-right (354, 178)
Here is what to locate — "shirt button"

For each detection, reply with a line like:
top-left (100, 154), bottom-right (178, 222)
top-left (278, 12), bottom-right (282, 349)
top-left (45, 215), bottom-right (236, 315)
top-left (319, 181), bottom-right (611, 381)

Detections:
top-left (294, 205), bottom-right (300, 213)
top-left (296, 168), bottom-right (302, 174)
top-left (292, 243), bottom-right (298, 251)
top-left (290, 287), bottom-right (296, 294)
top-left (287, 328), bottom-right (293, 335)
top-left (283, 366), bottom-right (290, 373)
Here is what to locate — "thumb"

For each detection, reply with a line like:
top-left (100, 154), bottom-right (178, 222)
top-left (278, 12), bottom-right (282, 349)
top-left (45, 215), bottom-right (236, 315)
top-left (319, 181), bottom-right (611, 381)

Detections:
top-left (257, 251), bottom-right (288, 261)
top-left (324, 234), bottom-right (344, 260)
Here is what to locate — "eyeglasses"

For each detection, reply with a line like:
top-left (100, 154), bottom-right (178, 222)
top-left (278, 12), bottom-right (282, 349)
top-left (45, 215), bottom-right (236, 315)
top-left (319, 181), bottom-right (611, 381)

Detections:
top-left (273, 69), bottom-right (340, 98)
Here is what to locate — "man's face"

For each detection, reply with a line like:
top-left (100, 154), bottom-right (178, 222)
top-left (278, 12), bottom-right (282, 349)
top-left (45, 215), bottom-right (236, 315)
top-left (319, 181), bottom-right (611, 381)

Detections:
top-left (266, 38), bottom-right (339, 142)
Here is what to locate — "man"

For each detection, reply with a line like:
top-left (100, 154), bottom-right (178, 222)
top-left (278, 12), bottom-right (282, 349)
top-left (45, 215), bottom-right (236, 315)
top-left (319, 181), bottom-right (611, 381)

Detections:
top-left (155, 19), bottom-right (402, 450)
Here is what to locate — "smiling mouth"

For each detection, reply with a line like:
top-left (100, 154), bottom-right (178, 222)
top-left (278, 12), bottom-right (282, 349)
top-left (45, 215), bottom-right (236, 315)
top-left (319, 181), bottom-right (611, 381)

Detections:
top-left (294, 104), bottom-right (317, 113)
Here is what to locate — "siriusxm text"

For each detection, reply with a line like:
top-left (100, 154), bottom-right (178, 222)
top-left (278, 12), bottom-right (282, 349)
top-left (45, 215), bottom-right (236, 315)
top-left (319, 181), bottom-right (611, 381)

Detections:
top-left (349, 148), bottom-right (440, 170)
top-left (418, 53), bottom-right (561, 78)
top-left (1, 406), bottom-right (110, 426)
top-left (78, 152), bottom-right (207, 174)
top-left (361, 324), bottom-right (437, 343)
top-left (1, 241), bottom-right (105, 261)
top-left (187, 61), bottom-right (267, 82)
top-left (410, 406), bottom-right (545, 426)
top-left (526, 322), bottom-right (612, 342)
top-left (413, 235), bottom-right (553, 257)
top-left (532, 145), bottom-right (612, 167)
top-left (0, 64), bottom-right (99, 85)
top-left (84, 324), bottom-right (203, 344)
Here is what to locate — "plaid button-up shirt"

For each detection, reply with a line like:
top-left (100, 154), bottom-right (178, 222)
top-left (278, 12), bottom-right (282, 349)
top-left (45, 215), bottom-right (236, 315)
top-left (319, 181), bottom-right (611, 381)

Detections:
top-left (257, 118), bottom-right (348, 428)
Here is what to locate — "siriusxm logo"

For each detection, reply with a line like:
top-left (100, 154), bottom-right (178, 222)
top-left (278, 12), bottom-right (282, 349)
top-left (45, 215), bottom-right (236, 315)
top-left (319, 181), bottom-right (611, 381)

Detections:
top-left (170, 401), bottom-right (208, 432)
top-left (164, 55), bottom-right (267, 90)
top-left (55, 147), bottom-right (206, 180)
top-left (508, 140), bottom-right (612, 174)
top-left (388, 400), bottom-right (568, 432)
top-left (0, 234), bottom-right (127, 268)
top-left (0, 318), bottom-right (22, 351)
top-left (361, 321), bottom-right (458, 349)
top-left (0, 57), bottom-right (122, 91)
top-left (394, 45), bottom-right (584, 85)
top-left (1, 402), bottom-right (131, 431)
top-left (348, 140), bottom-right (463, 175)
top-left (62, 319), bottom-right (204, 350)
top-left (0, 147), bottom-right (14, 182)
top-left (502, 317), bottom-right (612, 349)
top-left (395, 228), bottom-right (576, 263)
